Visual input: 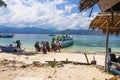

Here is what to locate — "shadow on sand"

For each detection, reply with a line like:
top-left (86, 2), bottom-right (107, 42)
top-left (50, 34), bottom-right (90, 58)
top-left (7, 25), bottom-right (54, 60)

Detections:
top-left (0, 50), bottom-right (37, 56)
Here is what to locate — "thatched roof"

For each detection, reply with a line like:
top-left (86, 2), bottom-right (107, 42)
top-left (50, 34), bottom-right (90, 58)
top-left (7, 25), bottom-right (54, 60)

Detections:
top-left (89, 12), bottom-right (120, 35)
top-left (98, 0), bottom-right (120, 11)
top-left (79, 0), bottom-right (120, 12)
top-left (79, 0), bottom-right (120, 35)
top-left (79, 0), bottom-right (99, 12)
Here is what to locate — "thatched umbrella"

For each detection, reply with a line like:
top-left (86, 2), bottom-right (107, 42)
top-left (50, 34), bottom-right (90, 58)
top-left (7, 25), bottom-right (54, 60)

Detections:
top-left (90, 12), bottom-right (120, 35)
top-left (79, 0), bottom-right (120, 71)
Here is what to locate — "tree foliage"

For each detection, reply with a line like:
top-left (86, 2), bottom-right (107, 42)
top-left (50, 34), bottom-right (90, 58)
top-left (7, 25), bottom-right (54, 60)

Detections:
top-left (0, 0), bottom-right (7, 7)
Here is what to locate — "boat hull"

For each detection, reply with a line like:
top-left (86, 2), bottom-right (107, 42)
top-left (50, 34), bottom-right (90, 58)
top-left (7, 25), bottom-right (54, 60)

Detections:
top-left (0, 46), bottom-right (17, 52)
top-left (60, 40), bottom-right (73, 48)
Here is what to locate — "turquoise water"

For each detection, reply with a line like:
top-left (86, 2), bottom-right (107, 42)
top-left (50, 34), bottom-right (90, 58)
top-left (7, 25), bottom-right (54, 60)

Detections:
top-left (0, 34), bottom-right (120, 53)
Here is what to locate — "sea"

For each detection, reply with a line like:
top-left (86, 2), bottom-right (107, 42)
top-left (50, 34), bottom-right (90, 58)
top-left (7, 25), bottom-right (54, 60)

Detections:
top-left (0, 34), bottom-right (120, 53)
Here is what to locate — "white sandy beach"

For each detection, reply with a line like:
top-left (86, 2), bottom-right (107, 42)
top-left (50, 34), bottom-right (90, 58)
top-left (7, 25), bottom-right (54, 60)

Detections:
top-left (0, 50), bottom-right (116, 80)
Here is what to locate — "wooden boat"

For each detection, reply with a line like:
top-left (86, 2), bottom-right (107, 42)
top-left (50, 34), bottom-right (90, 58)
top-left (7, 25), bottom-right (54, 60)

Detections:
top-left (0, 33), bottom-right (14, 38)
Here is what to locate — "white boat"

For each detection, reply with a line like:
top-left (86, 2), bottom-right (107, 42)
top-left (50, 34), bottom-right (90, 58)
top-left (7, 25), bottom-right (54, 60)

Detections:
top-left (59, 38), bottom-right (73, 48)
top-left (54, 34), bottom-right (73, 48)
top-left (0, 33), bottom-right (14, 38)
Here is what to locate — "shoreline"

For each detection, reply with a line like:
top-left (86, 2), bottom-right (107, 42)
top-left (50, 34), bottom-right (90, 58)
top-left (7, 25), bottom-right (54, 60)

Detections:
top-left (23, 48), bottom-right (120, 55)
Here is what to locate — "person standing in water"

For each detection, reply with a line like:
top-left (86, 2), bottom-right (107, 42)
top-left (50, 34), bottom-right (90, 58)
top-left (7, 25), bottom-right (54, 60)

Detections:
top-left (16, 40), bottom-right (21, 51)
top-left (46, 41), bottom-right (50, 52)
top-left (56, 40), bottom-right (61, 52)
top-left (34, 42), bottom-right (40, 54)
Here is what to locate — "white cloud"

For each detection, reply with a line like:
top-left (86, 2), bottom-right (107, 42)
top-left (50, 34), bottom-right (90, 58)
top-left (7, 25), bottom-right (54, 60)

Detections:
top-left (0, 0), bottom-right (96, 30)
top-left (65, 4), bottom-right (77, 13)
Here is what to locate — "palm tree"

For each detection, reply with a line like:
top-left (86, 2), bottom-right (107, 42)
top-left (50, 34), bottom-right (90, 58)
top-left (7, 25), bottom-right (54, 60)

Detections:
top-left (0, 0), bottom-right (7, 7)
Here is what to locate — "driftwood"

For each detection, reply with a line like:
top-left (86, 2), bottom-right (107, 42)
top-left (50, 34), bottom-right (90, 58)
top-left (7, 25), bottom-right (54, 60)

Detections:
top-left (84, 53), bottom-right (89, 64)
top-left (45, 60), bottom-right (91, 65)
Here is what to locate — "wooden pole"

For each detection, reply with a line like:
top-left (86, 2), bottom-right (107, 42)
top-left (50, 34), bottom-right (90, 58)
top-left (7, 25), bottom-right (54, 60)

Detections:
top-left (105, 19), bottom-right (109, 71)
top-left (105, 10), bottom-right (114, 71)
top-left (84, 53), bottom-right (89, 64)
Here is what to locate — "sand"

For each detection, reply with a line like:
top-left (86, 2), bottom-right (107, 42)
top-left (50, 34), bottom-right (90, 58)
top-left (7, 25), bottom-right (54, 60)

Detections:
top-left (0, 50), bottom-right (114, 80)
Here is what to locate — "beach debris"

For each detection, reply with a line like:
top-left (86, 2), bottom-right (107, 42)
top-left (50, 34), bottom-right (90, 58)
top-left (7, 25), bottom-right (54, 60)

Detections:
top-left (108, 76), bottom-right (120, 80)
top-left (47, 61), bottom-right (63, 68)
top-left (54, 58), bottom-right (56, 62)
top-left (0, 59), bottom-right (47, 69)
top-left (91, 56), bottom-right (97, 65)
top-left (66, 58), bottom-right (68, 61)
top-left (48, 76), bottom-right (52, 78)
top-left (92, 78), bottom-right (97, 80)
top-left (32, 61), bottom-right (45, 67)
top-left (13, 77), bottom-right (44, 80)
top-left (25, 57), bottom-right (29, 59)
top-left (96, 65), bottom-right (104, 71)
top-left (21, 64), bottom-right (29, 68)
top-left (1, 69), bottom-right (7, 72)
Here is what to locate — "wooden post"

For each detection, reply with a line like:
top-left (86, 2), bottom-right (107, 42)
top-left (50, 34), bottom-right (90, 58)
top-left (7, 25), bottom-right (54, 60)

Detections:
top-left (84, 53), bottom-right (89, 64)
top-left (105, 19), bottom-right (109, 71)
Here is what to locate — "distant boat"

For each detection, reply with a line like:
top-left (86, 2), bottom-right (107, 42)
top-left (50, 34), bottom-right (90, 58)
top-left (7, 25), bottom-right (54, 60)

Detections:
top-left (0, 33), bottom-right (14, 38)
top-left (48, 34), bottom-right (56, 36)
top-left (53, 34), bottom-right (73, 48)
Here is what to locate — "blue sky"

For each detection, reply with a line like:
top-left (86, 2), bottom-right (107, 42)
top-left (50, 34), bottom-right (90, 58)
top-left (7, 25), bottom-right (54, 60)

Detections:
top-left (0, 0), bottom-right (100, 30)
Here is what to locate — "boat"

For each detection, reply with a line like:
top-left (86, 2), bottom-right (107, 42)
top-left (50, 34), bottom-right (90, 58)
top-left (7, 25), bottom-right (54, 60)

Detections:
top-left (0, 43), bottom-right (24, 53)
top-left (0, 33), bottom-right (14, 38)
top-left (0, 45), bottom-right (17, 52)
top-left (48, 34), bottom-right (56, 36)
top-left (53, 34), bottom-right (73, 48)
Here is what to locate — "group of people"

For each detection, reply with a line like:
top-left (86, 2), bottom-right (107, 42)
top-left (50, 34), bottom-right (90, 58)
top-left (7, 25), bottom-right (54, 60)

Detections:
top-left (34, 40), bottom-right (61, 54)
top-left (9, 39), bottom-right (61, 53)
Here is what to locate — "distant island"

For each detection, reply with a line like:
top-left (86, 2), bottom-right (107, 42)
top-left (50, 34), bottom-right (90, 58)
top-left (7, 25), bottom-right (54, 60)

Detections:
top-left (0, 26), bottom-right (103, 35)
